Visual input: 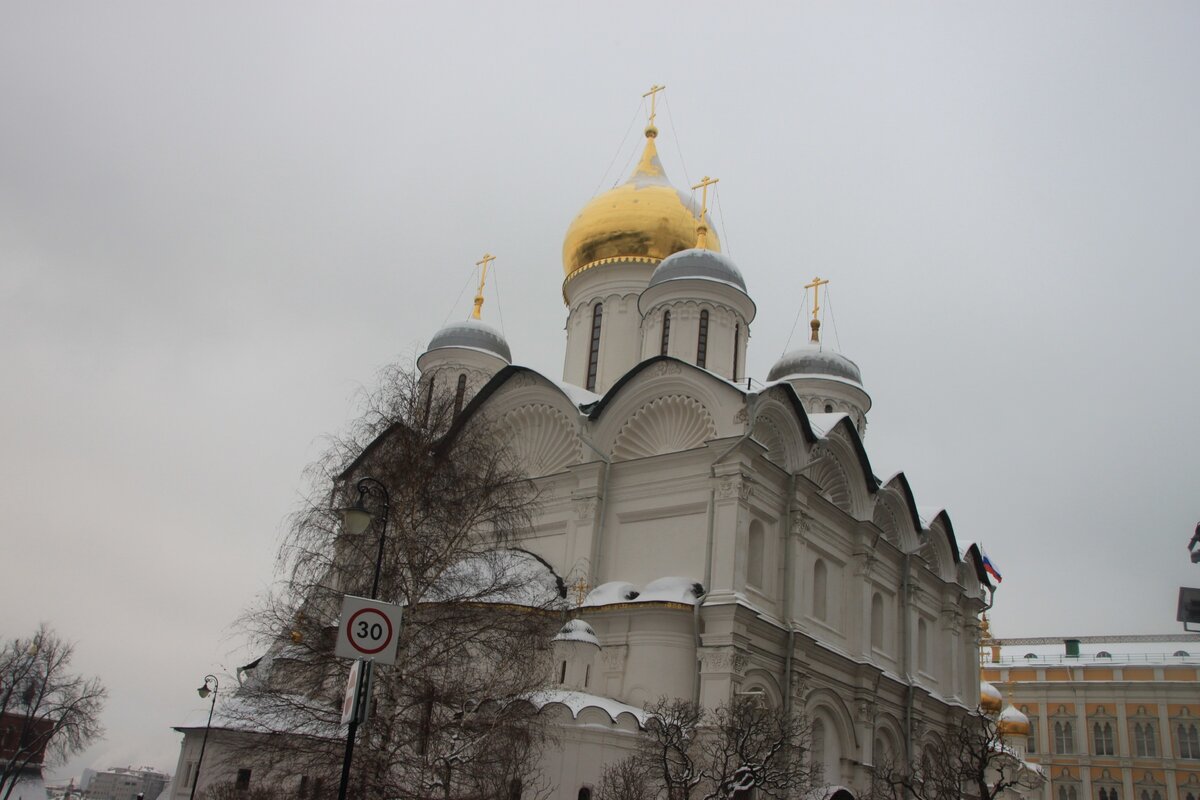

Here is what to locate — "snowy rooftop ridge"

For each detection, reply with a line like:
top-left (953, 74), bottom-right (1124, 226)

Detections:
top-left (581, 576), bottom-right (704, 608)
top-left (528, 689), bottom-right (648, 725)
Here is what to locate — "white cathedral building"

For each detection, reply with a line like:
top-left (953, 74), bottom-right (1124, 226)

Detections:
top-left (173, 101), bottom-right (1003, 800)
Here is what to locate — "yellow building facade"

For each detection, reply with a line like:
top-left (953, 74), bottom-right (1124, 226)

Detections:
top-left (983, 640), bottom-right (1200, 800)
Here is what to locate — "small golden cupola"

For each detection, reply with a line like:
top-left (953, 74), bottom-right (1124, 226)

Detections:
top-left (561, 85), bottom-right (720, 290)
top-left (980, 680), bottom-right (1003, 715)
top-left (998, 702), bottom-right (1032, 737)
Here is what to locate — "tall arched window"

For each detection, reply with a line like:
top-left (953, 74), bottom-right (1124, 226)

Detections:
top-left (812, 559), bottom-right (827, 620)
top-left (1055, 721), bottom-right (1074, 754)
top-left (1095, 722), bottom-right (1115, 755)
top-left (696, 310), bottom-right (709, 368)
top-left (917, 618), bottom-right (929, 672)
top-left (660, 310), bottom-right (671, 356)
top-left (578, 789), bottom-right (592, 800)
top-left (453, 373), bottom-right (467, 415)
top-left (747, 520), bottom-right (764, 589)
top-left (586, 303), bottom-right (603, 391)
top-left (870, 593), bottom-right (884, 650)
top-left (422, 375), bottom-right (435, 423)
top-left (732, 323), bottom-right (740, 380)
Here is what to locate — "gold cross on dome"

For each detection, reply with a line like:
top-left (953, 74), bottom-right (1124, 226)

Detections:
top-left (804, 276), bottom-right (829, 343)
top-left (642, 84), bottom-right (666, 127)
top-left (471, 253), bottom-right (496, 320)
top-left (571, 576), bottom-right (590, 606)
top-left (691, 176), bottom-right (719, 221)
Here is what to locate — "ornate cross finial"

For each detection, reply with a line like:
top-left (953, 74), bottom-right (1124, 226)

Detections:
top-left (691, 175), bottom-right (719, 249)
top-left (471, 253), bottom-right (496, 320)
top-left (643, 84), bottom-right (666, 130)
top-left (571, 576), bottom-right (590, 606)
top-left (804, 276), bottom-right (829, 342)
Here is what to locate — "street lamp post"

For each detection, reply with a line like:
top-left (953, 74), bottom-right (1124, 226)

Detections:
top-left (337, 477), bottom-right (391, 800)
top-left (189, 675), bottom-right (218, 800)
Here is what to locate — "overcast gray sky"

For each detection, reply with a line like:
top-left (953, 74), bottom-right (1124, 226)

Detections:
top-left (3, 1), bottom-right (1199, 782)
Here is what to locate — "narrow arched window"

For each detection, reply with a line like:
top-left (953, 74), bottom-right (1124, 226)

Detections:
top-left (660, 311), bottom-right (671, 356)
top-left (1110, 790), bottom-right (1119, 800)
top-left (870, 593), bottom-right (884, 650)
top-left (696, 310), bottom-right (709, 368)
top-left (453, 373), bottom-right (467, 415)
top-left (1100, 789), bottom-right (1109, 800)
top-left (422, 374), bottom-right (435, 424)
top-left (918, 618), bottom-right (929, 672)
top-left (586, 303), bottom-right (603, 391)
top-left (559, 661), bottom-right (566, 684)
top-left (747, 520), bottom-right (764, 589)
top-left (812, 559), bottom-right (827, 620)
top-left (578, 789), bottom-right (592, 800)
top-left (732, 323), bottom-right (740, 380)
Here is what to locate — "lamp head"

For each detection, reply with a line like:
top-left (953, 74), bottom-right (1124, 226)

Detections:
top-left (342, 494), bottom-right (374, 535)
top-left (197, 685), bottom-right (210, 699)
top-left (197, 675), bottom-right (217, 699)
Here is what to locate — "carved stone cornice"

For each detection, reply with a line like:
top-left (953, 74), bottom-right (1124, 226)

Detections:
top-left (716, 473), bottom-right (753, 502)
top-left (572, 496), bottom-right (598, 520)
top-left (698, 646), bottom-right (750, 676)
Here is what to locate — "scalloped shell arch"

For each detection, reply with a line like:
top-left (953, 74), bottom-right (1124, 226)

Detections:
top-left (612, 395), bottom-right (717, 461)
top-left (499, 404), bottom-right (580, 477)
top-left (807, 445), bottom-right (853, 514)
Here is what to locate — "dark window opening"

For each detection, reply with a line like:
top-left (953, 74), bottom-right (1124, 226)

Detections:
top-left (559, 661), bottom-right (567, 684)
top-left (453, 374), bottom-right (467, 415)
top-left (697, 310), bottom-right (709, 368)
top-left (586, 304), bottom-right (603, 391)
top-left (732, 323), bottom-right (739, 379)
top-left (509, 778), bottom-right (523, 800)
top-left (422, 375), bottom-right (435, 424)
top-left (660, 311), bottom-right (671, 356)
top-left (235, 769), bottom-right (251, 791)
top-left (579, 789), bottom-right (592, 800)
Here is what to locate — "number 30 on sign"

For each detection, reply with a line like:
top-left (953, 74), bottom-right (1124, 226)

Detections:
top-left (334, 595), bottom-right (403, 665)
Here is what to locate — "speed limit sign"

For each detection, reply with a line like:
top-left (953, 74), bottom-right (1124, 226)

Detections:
top-left (334, 595), bottom-right (403, 665)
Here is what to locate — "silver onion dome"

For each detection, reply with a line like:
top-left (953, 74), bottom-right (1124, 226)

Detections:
top-left (648, 248), bottom-right (747, 292)
top-left (425, 318), bottom-right (512, 363)
top-left (768, 343), bottom-right (862, 385)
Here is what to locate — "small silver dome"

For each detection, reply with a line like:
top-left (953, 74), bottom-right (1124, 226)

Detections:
top-left (425, 318), bottom-right (511, 363)
top-left (648, 248), bottom-right (747, 292)
top-left (768, 343), bottom-right (862, 384)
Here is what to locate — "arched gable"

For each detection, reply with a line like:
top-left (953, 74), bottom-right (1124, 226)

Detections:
top-left (610, 394), bottom-right (717, 461)
top-left (959, 543), bottom-right (990, 596)
top-left (873, 475), bottom-right (922, 552)
top-left (809, 427), bottom-right (874, 520)
top-left (587, 356), bottom-right (744, 457)
top-left (750, 392), bottom-right (810, 472)
top-left (919, 511), bottom-right (959, 582)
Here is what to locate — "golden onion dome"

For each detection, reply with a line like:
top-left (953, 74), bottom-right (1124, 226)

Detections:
top-left (980, 680), bottom-right (1003, 714)
top-left (998, 703), bottom-right (1032, 737)
top-left (562, 126), bottom-right (720, 285)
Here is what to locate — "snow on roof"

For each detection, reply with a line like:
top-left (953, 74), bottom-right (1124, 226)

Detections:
top-left (805, 411), bottom-right (850, 438)
top-left (553, 618), bottom-right (600, 646)
top-left (528, 689), bottom-right (648, 725)
top-left (581, 577), bottom-right (704, 608)
top-left (551, 379), bottom-right (602, 408)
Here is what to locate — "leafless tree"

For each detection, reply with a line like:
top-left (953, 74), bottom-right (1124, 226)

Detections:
top-left (599, 696), bottom-right (819, 800)
top-left (0, 625), bottom-right (107, 800)
top-left (863, 712), bottom-right (1043, 800)
top-left (217, 362), bottom-right (560, 800)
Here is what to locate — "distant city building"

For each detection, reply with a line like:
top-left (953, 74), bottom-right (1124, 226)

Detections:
top-left (983, 634), bottom-right (1200, 800)
top-left (84, 767), bottom-right (169, 800)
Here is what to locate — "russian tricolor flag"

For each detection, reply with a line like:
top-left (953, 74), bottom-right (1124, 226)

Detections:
top-left (982, 550), bottom-right (1003, 584)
